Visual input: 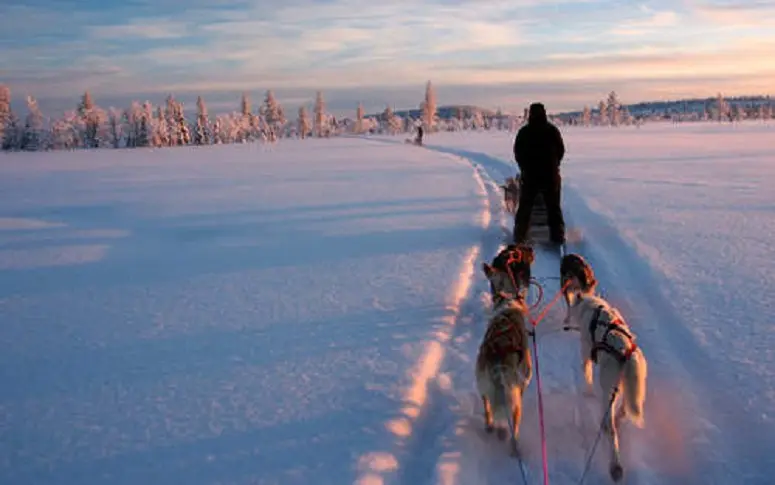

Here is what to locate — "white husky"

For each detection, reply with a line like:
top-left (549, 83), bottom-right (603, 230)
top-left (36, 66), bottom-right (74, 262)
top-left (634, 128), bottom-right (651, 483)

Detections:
top-left (562, 255), bottom-right (648, 482)
top-left (477, 251), bottom-right (533, 454)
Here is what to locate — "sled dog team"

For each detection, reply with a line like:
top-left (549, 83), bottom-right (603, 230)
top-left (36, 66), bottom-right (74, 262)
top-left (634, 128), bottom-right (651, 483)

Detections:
top-left (476, 244), bottom-right (648, 482)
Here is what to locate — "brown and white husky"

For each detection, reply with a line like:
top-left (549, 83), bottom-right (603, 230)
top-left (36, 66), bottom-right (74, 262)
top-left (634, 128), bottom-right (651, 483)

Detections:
top-left (476, 245), bottom-right (534, 453)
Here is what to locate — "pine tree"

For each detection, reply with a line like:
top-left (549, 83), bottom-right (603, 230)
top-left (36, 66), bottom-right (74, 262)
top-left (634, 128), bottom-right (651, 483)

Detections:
top-left (137, 102), bottom-right (152, 148)
top-left (607, 91), bottom-right (621, 126)
top-left (77, 91), bottom-right (106, 148)
top-left (598, 99), bottom-right (608, 125)
top-left (356, 102), bottom-right (364, 134)
top-left (0, 84), bottom-right (10, 149)
top-left (174, 101), bottom-right (190, 145)
top-left (716, 92), bottom-right (728, 122)
top-left (298, 106), bottom-right (311, 138)
top-left (240, 92), bottom-right (254, 142)
top-left (194, 96), bottom-right (210, 145)
top-left (2, 110), bottom-right (21, 151)
top-left (22, 96), bottom-right (45, 151)
top-left (422, 80), bottom-right (437, 132)
top-left (261, 90), bottom-right (285, 141)
top-left (381, 105), bottom-right (394, 134)
top-left (581, 105), bottom-right (591, 126)
top-left (212, 116), bottom-right (223, 144)
top-left (153, 105), bottom-right (169, 147)
top-left (107, 107), bottom-right (122, 148)
top-left (314, 91), bottom-right (326, 137)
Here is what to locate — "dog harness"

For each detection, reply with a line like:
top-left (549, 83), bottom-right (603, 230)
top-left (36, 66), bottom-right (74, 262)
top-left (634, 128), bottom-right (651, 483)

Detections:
top-left (588, 305), bottom-right (637, 365)
top-left (482, 308), bottom-right (527, 362)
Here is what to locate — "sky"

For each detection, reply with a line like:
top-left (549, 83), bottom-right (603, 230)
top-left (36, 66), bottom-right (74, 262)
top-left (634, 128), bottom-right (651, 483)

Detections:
top-left (1, 0), bottom-right (774, 117)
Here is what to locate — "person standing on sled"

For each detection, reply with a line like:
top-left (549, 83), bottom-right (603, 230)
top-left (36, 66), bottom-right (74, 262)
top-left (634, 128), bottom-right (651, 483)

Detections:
top-left (512, 102), bottom-right (566, 245)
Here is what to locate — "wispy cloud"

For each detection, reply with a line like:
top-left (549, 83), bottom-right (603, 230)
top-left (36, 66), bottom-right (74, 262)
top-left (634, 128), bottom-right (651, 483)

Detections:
top-left (1, 0), bottom-right (773, 115)
top-left (609, 7), bottom-right (680, 36)
top-left (89, 20), bottom-right (190, 40)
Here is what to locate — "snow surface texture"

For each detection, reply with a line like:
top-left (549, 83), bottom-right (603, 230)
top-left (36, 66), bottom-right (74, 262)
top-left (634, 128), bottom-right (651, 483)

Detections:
top-left (410, 121), bottom-right (775, 485)
top-left (1, 121), bottom-right (773, 484)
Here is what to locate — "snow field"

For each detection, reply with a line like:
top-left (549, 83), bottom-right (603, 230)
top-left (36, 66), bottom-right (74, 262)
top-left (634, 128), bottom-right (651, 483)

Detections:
top-left (1, 120), bottom-right (773, 485)
top-left (0, 138), bottom-right (491, 485)
top-left (412, 120), bottom-right (775, 484)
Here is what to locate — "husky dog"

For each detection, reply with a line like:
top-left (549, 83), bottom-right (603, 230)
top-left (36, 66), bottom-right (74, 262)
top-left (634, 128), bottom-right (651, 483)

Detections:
top-left (560, 253), bottom-right (648, 482)
top-left (500, 176), bottom-right (521, 214)
top-left (559, 253), bottom-right (598, 323)
top-left (477, 245), bottom-right (535, 453)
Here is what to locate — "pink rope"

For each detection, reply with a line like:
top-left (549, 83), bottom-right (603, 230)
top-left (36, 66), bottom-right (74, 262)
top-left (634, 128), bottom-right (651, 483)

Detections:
top-left (531, 329), bottom-right (550, 485)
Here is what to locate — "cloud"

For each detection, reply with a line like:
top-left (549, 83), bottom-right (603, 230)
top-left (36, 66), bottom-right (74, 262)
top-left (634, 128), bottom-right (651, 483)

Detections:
top-left (687, 0), bottom-right (775, 26)
top-left (610, 9), bottom-right (680, 36)
top-left (2, 0), bottom-right (774, 116)
top-left (89, 20), bottom-right (190, 40)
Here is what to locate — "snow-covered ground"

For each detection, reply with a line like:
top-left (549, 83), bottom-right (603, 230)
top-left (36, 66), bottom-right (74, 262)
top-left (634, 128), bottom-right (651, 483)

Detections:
top-left (1, 121), bottom-right (773, 484)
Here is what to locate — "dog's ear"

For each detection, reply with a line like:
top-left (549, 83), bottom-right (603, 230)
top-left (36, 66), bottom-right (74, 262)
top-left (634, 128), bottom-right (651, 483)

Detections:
top-left (482, 262), bottom-right (494, 277)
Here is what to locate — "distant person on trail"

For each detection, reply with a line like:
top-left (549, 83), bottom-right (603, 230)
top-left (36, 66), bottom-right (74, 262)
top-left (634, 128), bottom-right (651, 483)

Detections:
top-left (416, 125), bottom-right (424, 145)
top-left (512, 102), bottom-right (566, 245)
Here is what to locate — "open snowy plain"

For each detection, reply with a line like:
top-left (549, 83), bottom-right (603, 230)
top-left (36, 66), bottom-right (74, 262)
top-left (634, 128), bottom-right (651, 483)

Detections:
top-left (1, 120), bottom-right (773, 485)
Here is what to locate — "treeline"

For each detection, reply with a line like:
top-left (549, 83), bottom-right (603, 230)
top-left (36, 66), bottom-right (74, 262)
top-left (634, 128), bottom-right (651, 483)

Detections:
top-left (0, 82), bottom-right (444, 152)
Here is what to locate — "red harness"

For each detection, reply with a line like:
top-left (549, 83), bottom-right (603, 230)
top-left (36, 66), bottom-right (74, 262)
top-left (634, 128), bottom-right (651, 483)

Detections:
top-left (589, 305), bottom-right (638, 364)
top-left (483, 310), bottom-right (526, 362)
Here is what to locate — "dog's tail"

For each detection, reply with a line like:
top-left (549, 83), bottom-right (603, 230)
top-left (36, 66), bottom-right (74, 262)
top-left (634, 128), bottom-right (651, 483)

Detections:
top-left (622, 350), bottom-right (648, 428)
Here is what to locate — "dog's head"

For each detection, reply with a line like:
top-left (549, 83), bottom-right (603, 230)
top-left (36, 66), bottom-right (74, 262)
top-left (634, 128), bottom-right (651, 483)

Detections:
top-left (560, 253), bottom-right (597, 304)
top-left (483, 244), bottom-right (535, 302)
top-left (501, 177), bottom-right (520, 194)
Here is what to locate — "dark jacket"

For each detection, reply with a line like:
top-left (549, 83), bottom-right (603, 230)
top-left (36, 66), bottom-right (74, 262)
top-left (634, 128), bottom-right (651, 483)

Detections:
top-left (513, 103), bottom-right (565, 184)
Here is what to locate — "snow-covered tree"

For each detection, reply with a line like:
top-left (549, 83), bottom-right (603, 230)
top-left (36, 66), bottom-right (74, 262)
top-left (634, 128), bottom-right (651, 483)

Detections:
top-left (581, 105), bottom-right (591, 126)
top-left (356, 102), bottom-right (364, 134)
top-left (380, 106), bottom-right (403, 135)
top-left (597, 99), bottom-right (608, 125)
top-left (176, 102), bottom-right (190, 145)
top-left (0, 85), bottom-right (9, 148)
top-left (239, 92), bottom-right (257, 142)
top-left (152, 105), bottom-right (169, 147)
top-left (122, 101), bottom-right (146, 148)
top-left (193, 96), bottom-right (210, 145)
top-left (212, 116), bottom-right (224, 144)
top-left (261, 90), bottom-right (285, 141)
top-left (732, 103), bottom-right (745, 122)
top-left (422, 80), bottom-right (437, 132)
top-left (107, 107), bottom-right (123, 148)
top-left (77, 91), bottom-right (106, 148)
top-left (2, 110), bottom-right (21, 151)
top-left (715, 92), bottom-right (729, 122)
top-left (314, 91), bottom-right (326, 137)
top-left (22, 96), bottom-right (45, 151)
top-left (138, 102), bottom-right (153, 147)
top-left (297, 106), bottom-right (311, 138)
top-left (606, 91), bottom-right (621, 126)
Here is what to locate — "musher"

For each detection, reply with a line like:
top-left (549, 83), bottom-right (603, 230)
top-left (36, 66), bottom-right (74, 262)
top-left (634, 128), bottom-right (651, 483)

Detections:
top-left (512, 102), bottom-right (566, 246)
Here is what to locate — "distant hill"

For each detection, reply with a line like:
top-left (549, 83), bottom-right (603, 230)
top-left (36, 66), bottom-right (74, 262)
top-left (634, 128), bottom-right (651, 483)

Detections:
top-left (365, 95), bottom-right (773, 122)
top-left (552, 94), bottom-right (773, 122)
top-left (366, 104), bottom-right (499, 120)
